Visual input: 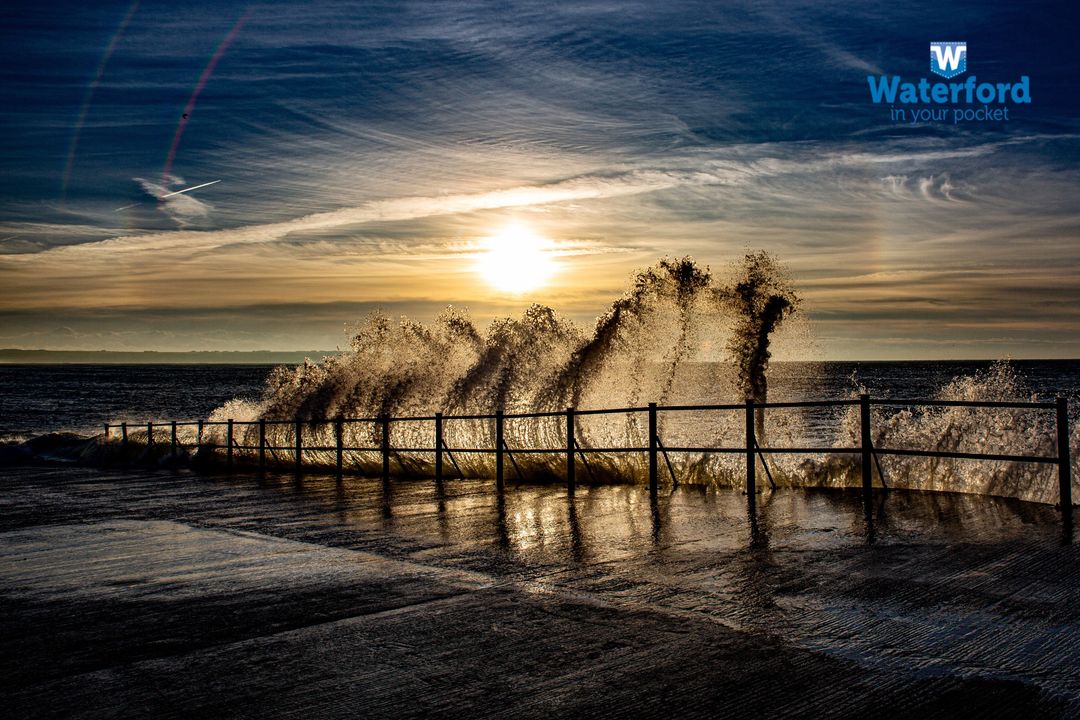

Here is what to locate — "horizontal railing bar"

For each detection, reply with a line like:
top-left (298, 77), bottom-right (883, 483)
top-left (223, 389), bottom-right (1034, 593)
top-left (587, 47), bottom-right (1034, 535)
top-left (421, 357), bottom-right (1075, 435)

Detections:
top-left (487, 447), bottom-right (570, 454)
top-left (572, 406), bottom-right (649, 416)
top-left (561, 446), bottom-right (642, 453)
top-left (105, 421), bottom-right (199, 428)
top-left (176, 444), bottom-right (1060, 465)
top-left (656, 446), bottom-right (860, 454)
top-left (112, 421), bottom-right (225, 428)
top-left (126, 442), bottom-right (1063, 465)
top-left (437, 448), bottom-right (497, 453)
top-left (655, 400), bottom-right (860, 412)
top-left (439, 447), bottom-right (561, 454)
top-left (214, 442), bottom-right (1058, 464)
top-left (107, 397), bottom-right (1056, 431)
top-left (749, 400), bottom-right (862, 409)
top-left (656, 403), bottom-right (744, 412)
top-left (500, 410), bottom-right (565, 419)
top-left (228, 445), bottom-right (387, 453)
top-left (874, 447), bottom-right (1058, 463)
top-left (872, 399), bottom-right (1055, 409)
top-left (635, 446), bottom-right (740, 454)
top-left (755, 446), bottom-right (861, 454)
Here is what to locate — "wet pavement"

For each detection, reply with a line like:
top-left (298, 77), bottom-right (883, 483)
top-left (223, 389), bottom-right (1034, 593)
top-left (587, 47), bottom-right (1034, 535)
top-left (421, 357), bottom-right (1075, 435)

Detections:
top-left (1, 465), bottom-right (1078, 718)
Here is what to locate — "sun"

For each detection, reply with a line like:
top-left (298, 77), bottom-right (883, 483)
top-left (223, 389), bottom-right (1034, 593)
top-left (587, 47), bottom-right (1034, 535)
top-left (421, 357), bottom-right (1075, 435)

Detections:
top-left (475, 222), bottom-right (557, 293)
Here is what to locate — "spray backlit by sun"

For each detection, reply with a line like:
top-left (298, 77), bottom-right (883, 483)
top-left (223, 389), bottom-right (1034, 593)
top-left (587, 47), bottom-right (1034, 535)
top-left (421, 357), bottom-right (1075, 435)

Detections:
top-left (476, 222), bottom-right (557, 293)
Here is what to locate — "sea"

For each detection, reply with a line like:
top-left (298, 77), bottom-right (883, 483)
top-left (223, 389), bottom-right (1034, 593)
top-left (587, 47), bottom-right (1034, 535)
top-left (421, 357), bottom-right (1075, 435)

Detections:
top-left (2, 360), bottom-right (1079, 443)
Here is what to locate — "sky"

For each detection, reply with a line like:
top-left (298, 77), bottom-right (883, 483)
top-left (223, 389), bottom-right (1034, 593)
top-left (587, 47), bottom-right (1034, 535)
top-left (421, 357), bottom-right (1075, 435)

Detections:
top-left (1, 0), bottom-right (1078, 359)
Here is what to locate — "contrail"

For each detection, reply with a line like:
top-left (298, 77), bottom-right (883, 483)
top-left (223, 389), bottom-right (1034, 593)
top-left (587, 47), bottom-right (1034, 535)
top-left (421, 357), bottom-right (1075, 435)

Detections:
top-left (160, 179), bottom-right (221, 198)
top-left (115, 179), bottom-right (221, 211)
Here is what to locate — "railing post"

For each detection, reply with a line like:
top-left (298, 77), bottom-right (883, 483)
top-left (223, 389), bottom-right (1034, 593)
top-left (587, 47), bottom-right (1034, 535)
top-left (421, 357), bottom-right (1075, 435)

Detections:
top-left (335, 416), bottom-right (344, 477)
top-left (495, 408), bottom-right (504, 491)
top-left (566, 407), bottom-right (575, 495)
top-left (258, 419), bottom-right (266, 470)
top-left (196, 420), bottom-right (203, 455)
top-left (860, 393), bottom-right (873, 518)
top-left (104, 424), bottom-right (110, 441)
top-left (121, 422), bottom-right (128, 448)
top-left (381, 416), bottom-right (390, 484)
top-left (1058, 397), bottom-right (1072, 526)
top-left (744, 401), bottom-right (756, 496)
top-left (294, 418), bottom-right (303, 473)
top-left (170, 421), bottom-right (177, 458)
top-left (648, 403), bottom-right (658, 495)
top-left (434, 412), bottom-right (444, 483)
top-left (147, 422), bottom-right (154, 449)
top-left (227, 419), bottom-right (234, 468)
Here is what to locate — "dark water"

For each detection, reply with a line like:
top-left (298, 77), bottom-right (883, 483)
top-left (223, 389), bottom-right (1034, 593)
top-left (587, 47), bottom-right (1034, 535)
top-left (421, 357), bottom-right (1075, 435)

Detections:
top-left (769, 360), bottom-right (1080, 445)
top-left (1, 360), bottom-right (1078, 442)
top-left (0, 365), bottom-right (272, 441)
top-left (771, 360), bottom-right (1080, 403)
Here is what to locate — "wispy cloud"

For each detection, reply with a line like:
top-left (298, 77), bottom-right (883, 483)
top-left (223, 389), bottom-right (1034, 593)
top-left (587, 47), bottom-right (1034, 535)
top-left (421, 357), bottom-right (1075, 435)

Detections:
top-left (13, 136), bottom-right (1026, 261)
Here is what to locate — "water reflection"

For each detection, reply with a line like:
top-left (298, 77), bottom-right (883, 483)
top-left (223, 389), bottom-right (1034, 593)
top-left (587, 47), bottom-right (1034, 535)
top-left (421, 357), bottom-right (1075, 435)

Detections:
top-left (434, 478), bottom-right (450, 541)
top-left (566, 500), bottom-right (584, 563)
top-left (380, 480), bottom-right (393, 521)
top-left (650, 495), bottom-right (661, 547)
top-left (747, 493), bottom-right (769, 550)
top-left (332, 480), bottom-right (349, 527)
top-left (242, 472), bottom-right (1065, 560)
top-left (494, 491), bottom-right (509, 550)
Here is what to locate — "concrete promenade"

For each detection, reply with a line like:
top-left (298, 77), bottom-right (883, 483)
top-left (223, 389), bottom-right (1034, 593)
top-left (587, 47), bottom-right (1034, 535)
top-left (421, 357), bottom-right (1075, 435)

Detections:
top-left (2, 466), bottom-right (1078, 718)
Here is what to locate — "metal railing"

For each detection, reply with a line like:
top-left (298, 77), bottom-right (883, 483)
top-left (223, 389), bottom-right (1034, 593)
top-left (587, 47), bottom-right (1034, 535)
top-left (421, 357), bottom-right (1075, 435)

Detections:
top-left (104, 394), bottom-right (1073, 526)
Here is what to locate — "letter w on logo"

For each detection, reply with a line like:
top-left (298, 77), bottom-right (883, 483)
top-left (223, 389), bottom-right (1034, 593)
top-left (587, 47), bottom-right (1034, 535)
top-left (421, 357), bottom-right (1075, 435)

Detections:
top-left (930, 42), bottom-right (967, 78)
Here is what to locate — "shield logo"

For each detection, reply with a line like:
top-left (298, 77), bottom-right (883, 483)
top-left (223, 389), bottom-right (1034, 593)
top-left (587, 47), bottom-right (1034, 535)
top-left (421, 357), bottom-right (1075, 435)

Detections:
top-left (930, 42), bottom-right (967, 78)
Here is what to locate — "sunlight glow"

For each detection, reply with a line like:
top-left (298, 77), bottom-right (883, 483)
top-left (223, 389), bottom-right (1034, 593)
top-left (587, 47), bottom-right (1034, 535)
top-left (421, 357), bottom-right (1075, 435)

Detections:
top-left (476, 222), bottom-right (557, 293)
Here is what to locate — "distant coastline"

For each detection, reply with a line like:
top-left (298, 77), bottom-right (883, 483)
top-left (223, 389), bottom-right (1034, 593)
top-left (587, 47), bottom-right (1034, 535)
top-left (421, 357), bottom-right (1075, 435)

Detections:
top-left (2, 350), bottom-right (1079, 365)
top-left (0, 349), bottom-right (341, 365)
